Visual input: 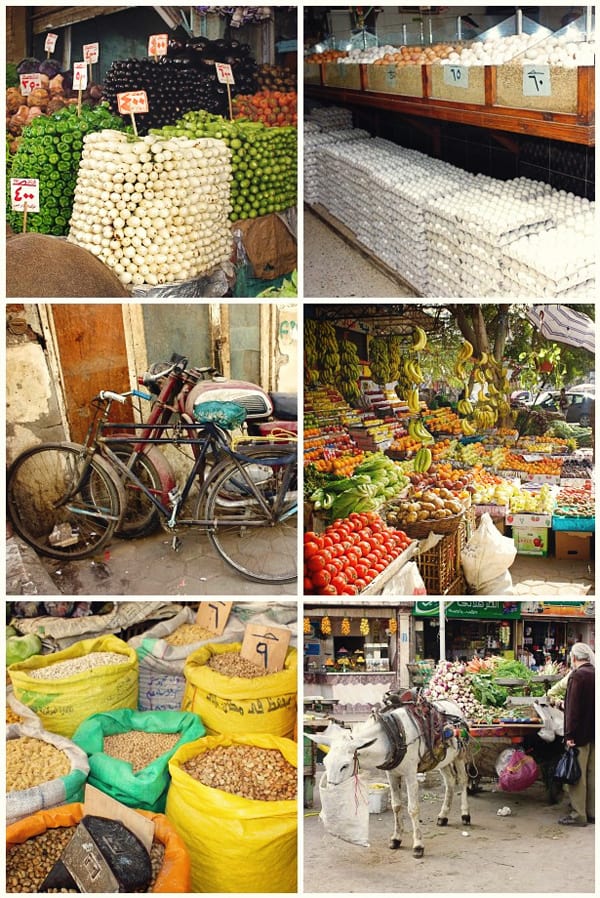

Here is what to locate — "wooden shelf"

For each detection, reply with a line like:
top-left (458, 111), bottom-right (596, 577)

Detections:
top-left (305, 63), bottom-right (595, 146)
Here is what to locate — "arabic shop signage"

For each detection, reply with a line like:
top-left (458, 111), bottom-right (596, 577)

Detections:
top-left (521, 601), bottom-right (595, 618)
top-left (413, 602), bottom-right (521, 619)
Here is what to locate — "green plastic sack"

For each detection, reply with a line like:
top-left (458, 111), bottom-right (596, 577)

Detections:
top-left (72, 709), bottom-right (205, 812)
top-left (192, 400), bottom-right (247, 429)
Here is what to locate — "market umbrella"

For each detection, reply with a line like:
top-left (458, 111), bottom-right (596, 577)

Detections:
top-left (525, 305), bottom-right (595, 354)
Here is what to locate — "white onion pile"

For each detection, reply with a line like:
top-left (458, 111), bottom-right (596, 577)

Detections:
top-left (440, 31), bottom-right (595, 67)
top-left (68, 130), bottom-right (232, 287)
top-left (424, 660), bottom-right (494, 724)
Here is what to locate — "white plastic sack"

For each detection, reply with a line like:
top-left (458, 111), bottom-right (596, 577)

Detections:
top-left (461, 513), bottom-right (516, 591)
top-left (475, 569), bottom-right (514, 595)
top-left (319, 772), bottom-right (370, 847)
top-left (382, 561), bottom-right (426, 596)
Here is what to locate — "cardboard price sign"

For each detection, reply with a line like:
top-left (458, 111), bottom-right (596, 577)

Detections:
top-left (148, 33), bottom-right (169, 57)
top-left (44, 32), bottom-right (58, 53)
top-left (215, 62), bottom-right (235, 84)
top-left (84, 785), bottom-right (154, 852)
top-left (196, 601), bottom-right (232, 635)
top-left (117, 90), bottom-right (150, 115)
top-left (11, 178), bottom-right (40, 212)
top-left (240, 624), bottom-right (291, 673)
top-left (19, 73), bottom-right (42, 95)
top-left (83, 42), bottom-right (100, 64)
top-left (73, 61), bottom-right (88, 91)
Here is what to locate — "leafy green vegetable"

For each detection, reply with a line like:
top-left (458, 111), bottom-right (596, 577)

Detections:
top-left (492, 659), bottom-right (533, 681)
top-left (470, 673), bottom-right (508, 707)
top-left (6, 634), bottom-right (42, 667)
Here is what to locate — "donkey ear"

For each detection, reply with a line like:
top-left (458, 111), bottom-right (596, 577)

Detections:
top-left (356, 737), bottom-right (377, 752)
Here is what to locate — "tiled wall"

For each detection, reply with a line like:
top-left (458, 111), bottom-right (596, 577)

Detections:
top-left (350, 106), bottom-right (595, 199)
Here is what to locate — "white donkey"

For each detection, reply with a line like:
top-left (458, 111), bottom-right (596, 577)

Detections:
top-left (318, 697), bottom-right (471, 858)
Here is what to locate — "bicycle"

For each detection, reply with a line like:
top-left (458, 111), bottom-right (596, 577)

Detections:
top-left (7, 386), bottom-right (298, 585)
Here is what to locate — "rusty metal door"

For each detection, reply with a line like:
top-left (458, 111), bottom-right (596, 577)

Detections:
top-left (50, 304), bottom-right (131, 442)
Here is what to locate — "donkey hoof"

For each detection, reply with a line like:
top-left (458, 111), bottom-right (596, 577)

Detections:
top-left (436, 817), bottom-right (448, 827)
top-left (413, 845), bottom-right (425, 859)
top-left (389, 838), bottom-right (402, 850)
top-left (462, 814), bottom-right (471, 825)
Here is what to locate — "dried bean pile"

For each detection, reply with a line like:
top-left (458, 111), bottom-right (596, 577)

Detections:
top-left (26, 652), bottom-right (129, 680)
top-left (164, 624), bottom-right (215, 646)
top-left (102, 730), bottom-right (181, 772)
top-left (6, 827), bottom-right (165, 892)
top-left (7, 736), bottom-right (70, 791)
top-left (182, 744), bottom-right (296, 801)
top-left (6, 706), bottom-right (23, 724)
top-left (207, 651), bottom-right (265, 679)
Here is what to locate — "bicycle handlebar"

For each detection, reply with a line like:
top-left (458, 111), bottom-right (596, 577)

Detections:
top-left (98, 389), bottom-right (153, 404)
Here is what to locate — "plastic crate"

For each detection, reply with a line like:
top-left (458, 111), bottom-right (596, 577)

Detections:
top-left (552, 514), bottom-right (595, 532)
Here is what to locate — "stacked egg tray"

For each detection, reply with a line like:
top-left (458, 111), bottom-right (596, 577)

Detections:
top-left (304, 129), bottom-right (371, 205)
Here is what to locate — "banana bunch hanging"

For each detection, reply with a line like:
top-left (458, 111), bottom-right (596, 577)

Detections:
top-left (320, 615), bottom-right (332, 636)
top-left (341, 617), bottom-right (351, 636)
top-left (303, 617), bottom-right (312, 635)
top-left (359, 617), bottom-right (370, 637)
top-left (337, 339), bottom-right (361, 406)
top-left (304, 319), bottom-right (320, 387)
top-left (387, 334), bottom-right (402, 383)
top-left (369, 336), bottom-right (392, 386)
top-left (316, 322), bottom-right (340, 386)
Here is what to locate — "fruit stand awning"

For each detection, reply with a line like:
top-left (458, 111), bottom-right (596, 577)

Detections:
top-left (310, 304), bottom-right (442, 336)
top-left (525, 304), bottom-right (595, 354)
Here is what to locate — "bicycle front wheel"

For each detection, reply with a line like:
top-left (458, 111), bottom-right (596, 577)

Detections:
top-left (201, 445), bottom-right (297, 584)
top-left (7, 442), bottom-right (124, 560)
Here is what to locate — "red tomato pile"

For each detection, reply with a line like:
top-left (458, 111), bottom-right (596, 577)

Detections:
top-left (232, 90), bottom-right (297, 127)
top-left (304, 512), bottom-right (412, 595)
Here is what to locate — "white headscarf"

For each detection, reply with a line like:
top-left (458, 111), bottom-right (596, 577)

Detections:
top-left (570, 642), bottom-right (595, 666)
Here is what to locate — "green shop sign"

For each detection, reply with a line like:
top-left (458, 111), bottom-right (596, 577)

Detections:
top-left (413, 601), bottom-right (521, 619)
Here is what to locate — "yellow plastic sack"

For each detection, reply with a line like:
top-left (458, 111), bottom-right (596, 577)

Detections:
top-left (8, 635), bottom-right (138, 738)
top-left (181, 642), bottom-right (297, 738)
top-left (166, 733), bottom-right (297, 893)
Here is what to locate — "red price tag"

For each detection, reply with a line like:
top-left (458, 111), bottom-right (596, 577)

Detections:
top-left (83, 42), bottom-right (99, 64)
top-left (73, 62), bottom-right (88, 91)
top-left (148, 33), bottom-right (168, 57)
top-left (215, 62), bottom-right (235, 84)
top-left (11, 179), bottom-right (40, 213)
top-left (19, 74), bottom-right (42, 96)
top-left (44, 33), bottom-right (58, 53)
top-left (117, 90), bottom-right (149, 115)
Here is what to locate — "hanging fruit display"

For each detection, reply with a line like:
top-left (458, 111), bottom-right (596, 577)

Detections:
top-left (304, 617), bottom-right (312, 635)
top-left (388, 617), bottom-right (398, 634)
top-left (368, 336), bottom-right (392, 386)
top-left (341, 617), bottom-right (351, 636)
top-left (337, 339), bottom-right (361, 406)
top-left (320, 616), bottom-right (332, 636)
top-left (316, 322), bottom-right (340, 385)
top-left (359, 618), bottom-right (370, 637)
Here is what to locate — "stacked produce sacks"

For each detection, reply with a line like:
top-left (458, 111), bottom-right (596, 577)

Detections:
top-left (68, 130), bottom-right (232, 287)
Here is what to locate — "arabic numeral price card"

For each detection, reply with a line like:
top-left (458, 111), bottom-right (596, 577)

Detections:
top-left (443, 64), bottom-right (469, 89)
top-left (523, 64), bottom-right (551, 97)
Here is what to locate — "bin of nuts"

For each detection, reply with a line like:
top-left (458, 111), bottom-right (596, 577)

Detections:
top-left (6, 802), bottom-right (191, 892)
top-left (71, 708), bottom-right (205, 813)
top-left (6, 726), bottom-right (90, 827)
top-left (182, 642), bottom-right (297, 738)
top-left (166, 733), bottom-right (297, 893)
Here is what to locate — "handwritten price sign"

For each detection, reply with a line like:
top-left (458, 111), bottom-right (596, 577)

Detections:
top-left (83, 42), bottom-right (99, 64)
top-left (148, 33), bottom-right (168, 57)
top-left (523, 64), bottom-right (551, 97)
top-left (240, 624), bottom-right (291, 673)
top-left (215, 62), bottom-right (235, 84)
top-left (19, 73), bottom-right (42, 95)
top-left (73, 62), bottom-right (88, 91)
top-left (196, 601), bottom-right (232, 636)
top-left (11, 179), bottom-right (40, 212)
top-left (44, 33), bottom-right (58, 53)
top-left (117, 90), bottom-right (149, 114)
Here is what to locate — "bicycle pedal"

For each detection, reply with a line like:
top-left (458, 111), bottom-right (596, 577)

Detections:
top-left (171, 535), bottom-right (182, 552)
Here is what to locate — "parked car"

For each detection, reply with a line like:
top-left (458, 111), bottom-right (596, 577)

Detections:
top-left (534, 390), bottom-right (594, 427)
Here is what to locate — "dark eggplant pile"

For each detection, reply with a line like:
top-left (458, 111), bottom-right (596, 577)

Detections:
top-left (167, 36), bottom-right (259, 112)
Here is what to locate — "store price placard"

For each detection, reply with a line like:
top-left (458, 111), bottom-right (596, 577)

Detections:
top-left (195, 601), bottom-right (232, 635)
top-left (215, 62), bottom-right (235, 84)
top-left (523, 65), bottom-right (551, 97)
top-left (19, 73), bottom-right (42, 95)
top-left (240, 624), bottom-right (291, 673)
top-left (11, 178), bottom-right (40, 212)
top-left (83, 42), bottom-right (99, 64)
top-left (148, 33), bottom-right (168, 57)
top-left (44, 32), bottom-right (58, 53)
top-left (117, 90), bottom-right (149, 114)
top-left (443, 64), bottom-right (469, 89)
top-left (73, 61), bottom-right (88, 91)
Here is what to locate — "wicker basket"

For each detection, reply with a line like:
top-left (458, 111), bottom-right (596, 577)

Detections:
top-left (403, 510), bottom-right (465, 539)
top-left (416, 509), bottom-right (475, 595)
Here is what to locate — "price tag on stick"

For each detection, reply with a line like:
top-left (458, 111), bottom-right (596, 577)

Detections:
top-left (215, 62), bottom-right (235, 120)
top-left (19, 73), bottom-right (42, 95)
top-left (45, 32), bottom-right (58, 56)
top-left (196, 601), bottom-right (232, 635)
top-left (11, 178), bottom-right (40, 232)
top-left (148, 33), bottom-right (168, 59)
top-left (117, 90), bottom-right (149, 136)
top-left (83, 42), bottom-right (99, 82)
top-left (73, 61), bottom-right (87, 115)
top-left (240, 624), bottom-right (291, 673)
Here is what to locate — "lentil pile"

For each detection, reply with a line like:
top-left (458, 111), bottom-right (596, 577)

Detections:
top-left (6, 827), bottom-right (165, 892)
top-left (6, 706), bottom-right (23, 724)
top-left (182, 744), bottom-right (296, 801)
top-left (207, 651), bottom-right (266, 679)
top-left (7, 736), bottom-right (70, 791)
top-left (164, 623), bottom-right (215, 646)
top-left (26, 652), bottom-right (129, 680)
top-left (102, 730), bottom-right (181, 772)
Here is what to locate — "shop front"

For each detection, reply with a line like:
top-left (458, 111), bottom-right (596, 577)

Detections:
top-left (518, 601), bottom-right (595, 665)
top-left (413, 601), bottom-right (522, 663)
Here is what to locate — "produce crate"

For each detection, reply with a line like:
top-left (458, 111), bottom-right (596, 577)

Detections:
top-left (495, 63), bottom-right (579, 114)
top-left (365, 64), bottom-right (423, 97)
top-left (552, 514), bottom-right (595, 532)
top-left (512, 526), bottom-right (549, 557)
top-left (417, 529), bottom-right (461, 595)
top-left (429, 63), bottom-right (486, 105)
top-left (554, 531), bottom-right (592, 561)
top-left (323, 63), bottom-right (361, 90)
top-left (445, 573), bottom-right (467, 596)
top-left (304, 62), bottom-right (322, 85)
